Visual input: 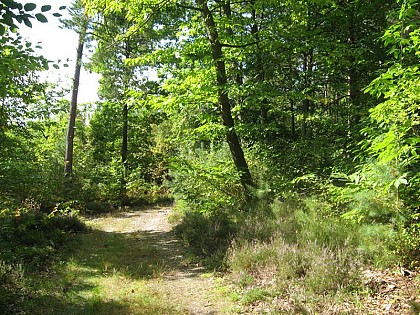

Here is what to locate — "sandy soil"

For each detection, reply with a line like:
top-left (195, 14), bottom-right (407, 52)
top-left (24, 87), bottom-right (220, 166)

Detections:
top-left (89, 206), bottom-right (233, 314)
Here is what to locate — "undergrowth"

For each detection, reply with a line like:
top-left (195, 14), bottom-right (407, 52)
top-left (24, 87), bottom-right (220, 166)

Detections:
top-left (173, 201), bottom-right (237, 268)
top-left (225, 194), bottom-right (413, 313)
top-left (0, 205), bottom-right (87, 314)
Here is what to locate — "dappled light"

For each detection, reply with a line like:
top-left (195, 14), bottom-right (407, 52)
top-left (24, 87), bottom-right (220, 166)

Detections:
top-left (1, 0), bottom-right (419, 313)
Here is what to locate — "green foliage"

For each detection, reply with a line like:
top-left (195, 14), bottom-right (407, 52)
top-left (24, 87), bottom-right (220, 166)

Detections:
top-left (357, 223), bottom-right (398, 266)
top-left (0, 32), bottom-right (48, 125)
top-left (227, 196), bottom-right (384, 312)
top-left (393, 215), bottom-right (420, 267)
top-left (174, 208), bottom-right (236, 261)
top-left (322, 1), bottom-right (420, 269)
top-left (361, 0), bottom-right (420, 210)
top-left (168, 146), bottom-right (246, 214)
top-left (0, 0), bottom-right (56, 34)
top-left (2, 0), bottom-right (419, 312)
top-left (167, 145), bottom-right (252, 265)
top-left (0, 261), bottom-right (25, 315)
top-left (0, 205), bottom-right (87, 314)
top-left (0, 207), bottom-right (87, 270)
top-left (294, 198), bottom-right (356, 250)
top-left (83, 99), bottom-right (168, 205)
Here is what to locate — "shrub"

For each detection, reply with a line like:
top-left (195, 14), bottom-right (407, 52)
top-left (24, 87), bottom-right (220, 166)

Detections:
top-left (174, 210), bottom-right (236, 260)
top-left (0, 208), bottom-right (87, 270)
top-left (0, 261), bottom-right (25, 315)
top-left (356, 223), bottom-right (398, 267)
top-left (392, 218), bottom-right (420, 268)
top-left (227, 195), bottom-right (363, 313)
top-left (167, 146), bottom-right (248, 266)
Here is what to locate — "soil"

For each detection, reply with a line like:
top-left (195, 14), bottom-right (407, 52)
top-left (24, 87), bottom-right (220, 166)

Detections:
top-left (88, 206), bottom-right (234, 314)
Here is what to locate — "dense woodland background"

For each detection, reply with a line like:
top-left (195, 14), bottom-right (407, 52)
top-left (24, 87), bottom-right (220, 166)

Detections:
top-left (1, 0), bottom-right (419, 313)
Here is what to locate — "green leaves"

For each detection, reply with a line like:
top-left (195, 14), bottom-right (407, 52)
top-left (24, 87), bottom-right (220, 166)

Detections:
top-left (24, 3), bottom-right (36, 11)
top-left (41, 5), bottom-right (51, 12)
top-left (23, 18), bottom-right (32, 27)
top-left (35, 13), bottom-right (47, 23)
top-left (354, 0), bottom-right (420, 215)
top-left (0, 0), bottom-right (54, 32)
top-left (394, 175), bottom-right (408, 189)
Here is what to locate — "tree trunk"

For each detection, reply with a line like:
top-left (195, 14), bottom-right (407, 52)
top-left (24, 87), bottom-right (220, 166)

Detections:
top-left (197, 0), bottom-right (254, 192)
top-left (120, 41), bottom-right (132, 204)
top-left (347, 1), bottom-right (360, 124)
top-left (120, 100), bottom-right (128, 202)
top-left (301, 51), bottom-right (313, 138)
top-left (290, 99), bottom-right (296, 138)
top-left (64, 25), bottom-right (86, 177)
top-left (250, 0), bottom-right (268, 122)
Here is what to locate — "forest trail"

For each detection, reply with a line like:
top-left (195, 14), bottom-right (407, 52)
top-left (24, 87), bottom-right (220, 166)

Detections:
top-left (67, 206), bottom-right (235, 315)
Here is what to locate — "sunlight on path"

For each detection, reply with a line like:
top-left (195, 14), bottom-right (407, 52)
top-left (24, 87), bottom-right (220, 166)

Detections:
top-left (60, 206), bottom-right (235, 315)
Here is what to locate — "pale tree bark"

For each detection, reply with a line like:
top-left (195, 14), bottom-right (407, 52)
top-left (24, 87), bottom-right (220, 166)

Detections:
top-left (120, 41), bottom-right (131, 203)
top-left (196, 0), bottom-right (254, 192)
top-left (64, 19), bottom-right (88, 177)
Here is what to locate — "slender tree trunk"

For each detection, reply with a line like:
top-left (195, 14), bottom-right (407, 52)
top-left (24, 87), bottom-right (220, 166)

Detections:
top-left (250, 0), bottom-right (268, 121)
top-left (64, 25), bottom-right (86, 177)
top-left (120, 41), bottom-right (131, 204)
top-left (120, 100), bottom-right (128, 202)
top-left (301, 50), bottom-right (313, 138)
top-left (347, 1), bottom-right (360, 124)
top-left (197, 0), bottom-right (254, 192)
top-left (290, 99), bottom-right (296, 138)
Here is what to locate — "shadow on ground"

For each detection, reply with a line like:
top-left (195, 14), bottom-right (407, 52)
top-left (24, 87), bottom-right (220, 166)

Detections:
top-left (72, 228), bottom-right (191, 280)
top-left (23, 212), bottom-right (200, 315)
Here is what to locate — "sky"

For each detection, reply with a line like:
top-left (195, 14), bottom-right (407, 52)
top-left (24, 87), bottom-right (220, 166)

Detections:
top-left (19, 0), bottom-right (100, 104)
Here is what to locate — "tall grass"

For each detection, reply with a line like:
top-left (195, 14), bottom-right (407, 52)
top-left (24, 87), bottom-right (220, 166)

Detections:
top-left (226, 195), bottom-right (400, 313)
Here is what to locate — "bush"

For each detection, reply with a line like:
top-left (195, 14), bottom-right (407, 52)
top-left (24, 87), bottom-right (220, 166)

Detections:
top-left (168, 146), bottom-right (248, 266)
top-left (393, 218), bottom-right (420, 268)
top-left (167, 146), bottom-right (247, 213)
top-left (0, 261), bottom-right (26, 315)
top-left (0, 207), bottom-right (87, 314)
top-left (0, 208), bottom-right (87, 270)
top-left (227, 195), bottom-right (364, 313)
top-left (174, 210), bottom-right (236, 260)
top-left (356, 223), bottom-right (398, 267)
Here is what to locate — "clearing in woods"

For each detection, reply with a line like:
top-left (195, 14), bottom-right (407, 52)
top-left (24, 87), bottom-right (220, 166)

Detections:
top-left (30, 206), bottom-right (236, 315)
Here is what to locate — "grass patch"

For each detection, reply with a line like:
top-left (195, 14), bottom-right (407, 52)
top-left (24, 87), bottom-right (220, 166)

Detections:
top-left (0, 207), bottom-right (88, 314)
top-left (226, 196), bottom-right (387, 314)
top-left (0, 208), bottom-right (191, 315)
top-left (23, 269), bottom-right (184, 315)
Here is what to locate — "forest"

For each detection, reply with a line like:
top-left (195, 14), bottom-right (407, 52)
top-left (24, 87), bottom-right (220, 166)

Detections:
top-left (1, 0), bottom-right (419, 314)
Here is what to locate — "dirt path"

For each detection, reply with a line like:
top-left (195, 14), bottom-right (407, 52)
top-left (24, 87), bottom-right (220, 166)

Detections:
top-left (85, 206), bottom-right (234, 315)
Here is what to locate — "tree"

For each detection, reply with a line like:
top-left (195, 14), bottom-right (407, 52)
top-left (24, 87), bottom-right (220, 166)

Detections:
top-left (196, 0), bottom-right (254, 191)
top-left (63, 0), bottom-right (90, 177)
top-left (362, 0), bottom-right (420, 207)
top-left (87, 9), bottom-right (160, 203)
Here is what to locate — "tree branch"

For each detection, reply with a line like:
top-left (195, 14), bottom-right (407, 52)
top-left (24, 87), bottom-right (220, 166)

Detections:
top-left (176, 3), bottom-right (203, 11)
top-left (221, 40), bottom-right (262, 48)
